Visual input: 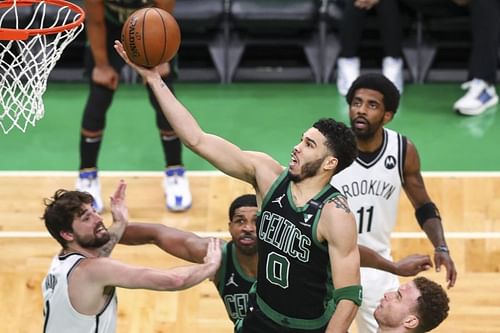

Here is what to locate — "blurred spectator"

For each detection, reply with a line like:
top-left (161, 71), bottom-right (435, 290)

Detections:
top-left (77, 0), bottom-right (192, 213)
top-left (336, 0), bottom-right (404, 96)
top-left (453, 0), bottom-right (499, 116)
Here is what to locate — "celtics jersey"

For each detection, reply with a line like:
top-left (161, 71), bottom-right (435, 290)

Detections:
top-left (42, 253), bottom-right (117, 333)
top-left (215, 241), bottom-right (256, 323)
top-left (104, 0), bottom-right (155, 25)
top-left (255, 171), bottom-right (342, 329)
top-left (331, 128), bottom-right (406, 257)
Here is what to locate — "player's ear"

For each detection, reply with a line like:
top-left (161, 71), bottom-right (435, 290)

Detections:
top-left (60, 230), bottom-right (74, 242)
top-left (403, 314), bottom-right (419, 329)
top-left (324, 156), bottom-right (338, 171)
top-left (383, 110), bottom-right (394, 124)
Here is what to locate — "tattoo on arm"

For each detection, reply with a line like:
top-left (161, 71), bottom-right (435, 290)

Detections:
top-left (97, 233), bottom-right (120, 257)
top-left (329, 196), bottom-right (351, 214)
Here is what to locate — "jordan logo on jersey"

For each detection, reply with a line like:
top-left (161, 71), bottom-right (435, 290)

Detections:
top-left (272, 194), bottom-right (285, 208)
top-left (384, 155), bottom-right (397, 169)
top-left (225, 273), bottom-right (239, 287)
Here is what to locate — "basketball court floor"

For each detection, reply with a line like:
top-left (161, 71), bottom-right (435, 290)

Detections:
top-left (1, 82), bottom-right (499, 332)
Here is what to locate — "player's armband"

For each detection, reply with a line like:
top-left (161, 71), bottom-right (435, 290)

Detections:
top-left (333, 285), bottom-right (363, 307)
top-left (415, 202), bottom-right (441, 227)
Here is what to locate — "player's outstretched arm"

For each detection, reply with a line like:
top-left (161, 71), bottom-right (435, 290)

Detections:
top-left (403, 140), bottom-right (457, 288)
top-left (113, 41), bottom-right (282, 187)
top-left (120, 222), bottom-right (214, 264)
top-left (84, 238), bottom-right (222, 294)
top-left (318, 197), bottom-right (360, 332)
top-left (359, 245), bottom-right (432, 276)
top-left (97, 180), bottom-right (129, 257)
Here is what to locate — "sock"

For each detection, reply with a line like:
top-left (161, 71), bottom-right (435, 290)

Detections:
top-left (161, 134), bottom-right (182, 167)
top-left (79, 134), bottom-right (102, 170)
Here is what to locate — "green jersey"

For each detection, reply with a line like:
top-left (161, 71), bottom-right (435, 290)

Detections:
top-left (215, 241), bottom-right (256, 323)
top-left (254, 171), bottom-right (342, 330)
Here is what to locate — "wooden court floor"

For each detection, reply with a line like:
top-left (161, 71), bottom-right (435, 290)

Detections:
top-left (1, 172), bottom-right (499, 332)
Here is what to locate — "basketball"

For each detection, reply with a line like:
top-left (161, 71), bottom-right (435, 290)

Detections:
top-left (121, 7), bottom-right (181, 68)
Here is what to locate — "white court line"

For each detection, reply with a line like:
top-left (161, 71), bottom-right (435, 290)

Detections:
top-left (0, 170), bottom-right (225, 177)
top-left (1, 171), bottom-right (499, 239)
top-left (2, 231), bottom-right (500, 239)
top-left (0, 171), bottom-right (500, 177)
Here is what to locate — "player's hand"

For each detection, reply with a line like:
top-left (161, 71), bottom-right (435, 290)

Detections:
top-left (110, 180), bottom-right (129, 226)
top-left (203, 238), bottom-right (222, 281)
top-left (434, 251), bottom-right (457, 289)
top-left (92, 64), bottom-right (119, 90)
top-left (96, 180), bottom-right (128, 257)
top-left (141, 62), bottom-right (170, 84)
top-left (113, 40), bottom-right (160, 82)
top-left (394, 254), bottom-right (432, 277)
top-left (155, 62), bottom-right (171, 77)
top-left (354, 0), bottom-right (379, 10)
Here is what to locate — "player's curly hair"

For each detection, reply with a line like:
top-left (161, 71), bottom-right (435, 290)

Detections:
top-left (413, 276), bottom-right (450, 332)
top-left (313, 118), bottom-right (358, 174)
top-left (42, 190), bottom-right (94, 248)
top-left (229, 194), bottom-right (257, 220)
top-left (346, 73), bottom-right (400, 113)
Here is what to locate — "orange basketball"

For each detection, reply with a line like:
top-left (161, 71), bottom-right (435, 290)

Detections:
top-left (121, 7), bottom-right (181, 68)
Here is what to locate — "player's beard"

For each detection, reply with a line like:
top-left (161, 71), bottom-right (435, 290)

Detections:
top-left (236, 240), bottom-right (258, 256)
top-left (350, 116), bottom-right (384, 140)
top-left (289, 157), bottom-right (324, 183)
top-left (75, 229), bottom-right (110, 249)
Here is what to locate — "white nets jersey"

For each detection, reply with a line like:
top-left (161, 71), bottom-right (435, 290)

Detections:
top-left (42, 253), bottom-right (117, 333)
top-left (331, 128), bottom-right (406, 258)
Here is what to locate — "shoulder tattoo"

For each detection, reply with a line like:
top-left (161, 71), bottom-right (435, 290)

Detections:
top-left (328, 195), bottom-right (351, 214)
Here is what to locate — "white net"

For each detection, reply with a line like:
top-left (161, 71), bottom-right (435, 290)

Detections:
top-left (0, 0), bottom-right (84, 133)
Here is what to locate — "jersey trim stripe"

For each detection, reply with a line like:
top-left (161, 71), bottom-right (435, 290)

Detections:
top-left (43, 300), bottom-right (50, 333)
top-left (356, 130), bottom-right (389, 168)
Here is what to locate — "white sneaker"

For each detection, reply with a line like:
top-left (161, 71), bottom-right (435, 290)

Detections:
top-left (163, 166), bottom-right (192, 212)
top-left (454, 79), bottom-right (499, 116)
top-left (382, 56), bottom-right (404, 94)
top-left (76, 169), bottom-right (104, 213)
top-left (337, 57), bottom-right (360, 96)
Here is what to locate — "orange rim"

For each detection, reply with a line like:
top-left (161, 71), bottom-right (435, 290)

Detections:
top-left (0, 0), bottom-right (85, 40)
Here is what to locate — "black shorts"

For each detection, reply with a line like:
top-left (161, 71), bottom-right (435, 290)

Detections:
top-left (236, 294), bottom-right (328, 333)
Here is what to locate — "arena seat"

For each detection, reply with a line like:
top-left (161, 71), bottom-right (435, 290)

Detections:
top-left (320, 0), bottom-right (344, 84)
top-left (401, 0), bottom-right (471, 83)
top-left (322, 0), bottom-right (418, 84)
top-left (175, 0), bottom-right (228, 83)
top-left (227, 0), bottom-right (322, 83)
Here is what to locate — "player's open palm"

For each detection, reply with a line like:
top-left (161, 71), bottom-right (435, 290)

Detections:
top-left (113, 40), bottom-right (158, 81)
top-left (110, 180), bottom-right (129, 226)
top-left (203, 238), bottom-right (222, 280)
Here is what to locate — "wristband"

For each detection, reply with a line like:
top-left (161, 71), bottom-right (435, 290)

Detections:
top-left (435, 245), bottom-right (450, 253)
top-left (415, 202), bottom-right (441, 227)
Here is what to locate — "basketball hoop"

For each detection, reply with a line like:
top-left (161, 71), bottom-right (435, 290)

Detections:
top-left (0, 0), bottom-right (85, 133)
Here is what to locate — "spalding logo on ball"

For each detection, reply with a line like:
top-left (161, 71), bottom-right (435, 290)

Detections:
top-left (121, 7), bottom-right (181, 68)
